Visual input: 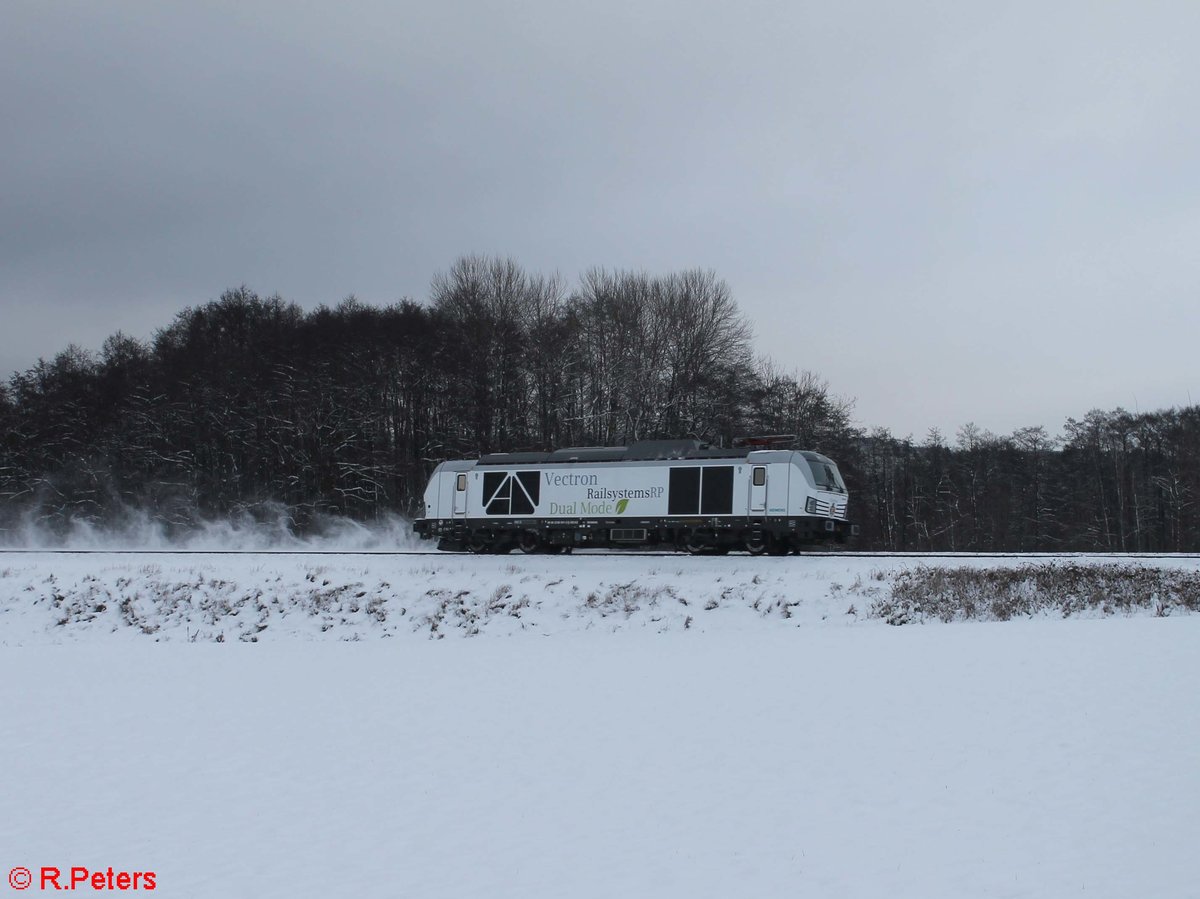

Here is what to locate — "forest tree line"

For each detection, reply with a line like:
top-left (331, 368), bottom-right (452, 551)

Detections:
top-left (1, 256), bottom-right (1198, 551)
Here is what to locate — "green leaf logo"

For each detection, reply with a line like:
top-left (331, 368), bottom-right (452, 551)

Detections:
top-left (615, 498), bottom-right (629, 514)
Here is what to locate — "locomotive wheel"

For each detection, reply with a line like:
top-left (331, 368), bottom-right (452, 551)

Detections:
top-left (767, 535), bottom-right (790, 556)
top-left (517, 530), bottom-right (541, 554)
top-left (744, 532), bottom-right (768, 555)
top-left (467, 531), bottom-right (492, 554)
top-left (681, 530), bottom-right (711, 555)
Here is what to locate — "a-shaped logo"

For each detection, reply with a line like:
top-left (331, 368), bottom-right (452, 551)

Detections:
top-left (482, 471), bottom-right (540, 516)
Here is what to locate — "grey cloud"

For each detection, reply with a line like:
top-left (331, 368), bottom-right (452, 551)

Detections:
top-left (2, 0), bottom-right (1197, 437)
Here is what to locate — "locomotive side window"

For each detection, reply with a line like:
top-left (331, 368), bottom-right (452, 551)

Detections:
top-left (752, 467), bottom-right (766, 486)
top-left (670, 466), bottom-right (734, 515)
top-left (700, 466), bottom-right (734, 514)
top-left (456, 474), bottom-right (466, 491)
top-left (668, 467), bottom-right (701, 515)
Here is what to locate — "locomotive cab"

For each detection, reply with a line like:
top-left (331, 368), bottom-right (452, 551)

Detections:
top-left (795, 451), bottom-right (850, 524)
top-left (800, 452), bottom-right (847, 494)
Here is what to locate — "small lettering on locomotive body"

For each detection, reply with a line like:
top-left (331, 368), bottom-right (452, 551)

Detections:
top-left (586, 487), bottom-right (664, 500)
top-left (549, 500), bottom-right (620, 515)
top-left (544, 472), bottom-right (599, 486)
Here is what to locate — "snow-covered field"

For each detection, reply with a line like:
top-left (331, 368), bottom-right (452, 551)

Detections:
top-left (2, 551), bottom-right (1198, 897)
top-left (4, 551), bottom-right (1200, 642)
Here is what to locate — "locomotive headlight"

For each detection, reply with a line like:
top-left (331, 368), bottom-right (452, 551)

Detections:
top-left (805, 497), bottom-right (817, 514)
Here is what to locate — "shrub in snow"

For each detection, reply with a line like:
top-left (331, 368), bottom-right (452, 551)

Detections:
top-left (872, 564), bottom-right (1200, 624)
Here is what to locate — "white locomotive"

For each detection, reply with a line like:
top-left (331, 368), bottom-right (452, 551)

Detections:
top-left (413, 439), bottom-right (856, 554)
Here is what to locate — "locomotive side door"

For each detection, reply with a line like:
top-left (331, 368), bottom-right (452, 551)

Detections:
top-left (453, 472), bottom-right (468, 517)
top-left (749, 465), bottom-right (767, 514)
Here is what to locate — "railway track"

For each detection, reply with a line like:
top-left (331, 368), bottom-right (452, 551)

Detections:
top-left (2, 549), bottom-right (1199, 560)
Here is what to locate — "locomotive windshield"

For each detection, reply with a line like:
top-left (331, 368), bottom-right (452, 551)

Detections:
top-left (801, 453), bottom-right (846, 493)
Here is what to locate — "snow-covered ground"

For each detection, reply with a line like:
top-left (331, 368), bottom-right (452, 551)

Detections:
top-left (2, 552), bottom-right (1198, 897)
top-left (3, 551), bottom-right (1200, 642)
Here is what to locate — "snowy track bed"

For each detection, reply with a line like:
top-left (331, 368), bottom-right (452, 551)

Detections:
top-left (2, 552), bottom-right (1200, 642)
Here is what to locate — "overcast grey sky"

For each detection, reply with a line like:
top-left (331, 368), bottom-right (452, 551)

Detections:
top-left (2, 1), bottom-right (1197, 439)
